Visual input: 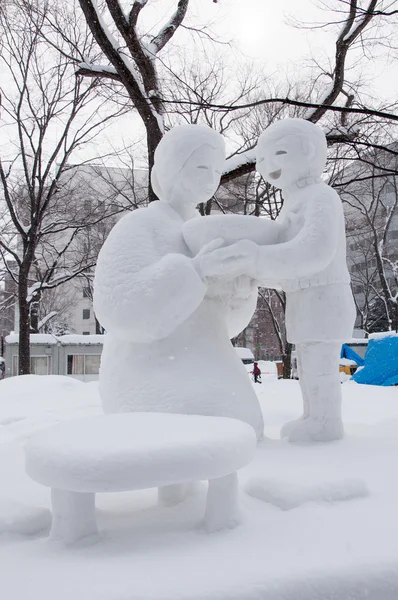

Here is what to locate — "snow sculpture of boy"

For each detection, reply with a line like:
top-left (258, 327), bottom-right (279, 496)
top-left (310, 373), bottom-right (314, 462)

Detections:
top-left (199, 118), bottom-right (356, 443)
top-left (93, 124), bottom-right (264, 442)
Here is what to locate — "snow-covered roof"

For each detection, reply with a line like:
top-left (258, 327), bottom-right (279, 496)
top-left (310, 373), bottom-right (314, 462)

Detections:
top-left (234, 346), bottom-right (254, 359)
top-left (339, 358), bottom-right (358, 366)
top-left (5, 334), bottom-right (105, 346)
top-left (5, 334), bottom-right (58, 345)
top-left (57, 335), bottom-right (105, 345)
top-left (368, 331), bottom-right (398, 340)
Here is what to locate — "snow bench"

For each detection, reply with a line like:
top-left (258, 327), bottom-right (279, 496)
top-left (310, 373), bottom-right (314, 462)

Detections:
top-left (24, 412), bottom-right (256, 544)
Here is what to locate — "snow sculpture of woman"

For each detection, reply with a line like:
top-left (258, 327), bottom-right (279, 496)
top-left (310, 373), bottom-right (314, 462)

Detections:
top-left (198, 118), bottom-right (356, 443)
top-left (93, 124), bottom-right (264, 442)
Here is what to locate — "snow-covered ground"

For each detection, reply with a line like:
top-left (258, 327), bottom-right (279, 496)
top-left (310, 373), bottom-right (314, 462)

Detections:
top-left (1, 374), bottom-right (398, 599)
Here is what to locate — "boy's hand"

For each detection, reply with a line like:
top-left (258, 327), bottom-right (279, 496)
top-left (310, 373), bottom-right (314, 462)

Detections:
top-left (199, 240), bottom-right (258, 279)
top-left (192, 238), bottom-right (224, 280)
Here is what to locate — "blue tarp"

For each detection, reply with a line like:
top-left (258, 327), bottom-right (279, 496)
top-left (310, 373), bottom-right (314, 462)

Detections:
top-left (340, 344), bottom-right (365, 366)
top-left (351, 336), bottom-right (398, 386)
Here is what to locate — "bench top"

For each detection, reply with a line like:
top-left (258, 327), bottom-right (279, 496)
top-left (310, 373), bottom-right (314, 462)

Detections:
top-left (25, 413), bottom-right (256, 493)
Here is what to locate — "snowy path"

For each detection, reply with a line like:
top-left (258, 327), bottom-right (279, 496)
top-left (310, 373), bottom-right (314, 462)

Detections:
top-left (1, 375), bottom-right (398, 599)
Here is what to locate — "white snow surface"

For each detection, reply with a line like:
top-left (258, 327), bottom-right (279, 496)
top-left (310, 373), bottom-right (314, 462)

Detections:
top-left (1, 375), bottom-right (398, 599)
top-left (25, 413), bottom-right (256, 493)
top-left (0, 497), bottom-right (51, 535)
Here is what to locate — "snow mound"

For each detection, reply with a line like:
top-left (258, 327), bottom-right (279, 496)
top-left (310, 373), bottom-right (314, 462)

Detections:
top-left (245, 477), bottom-right (369, 510)
top-left (0, 374), bottom-right (82, 395)
top-left (0, 497), bottom-right (51, 535)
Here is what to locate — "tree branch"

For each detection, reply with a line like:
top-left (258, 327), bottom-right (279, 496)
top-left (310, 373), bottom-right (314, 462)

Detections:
top-left (306, 0), bottom-right (378, 122)
top-left (150, 0), bottom-right (189, 53)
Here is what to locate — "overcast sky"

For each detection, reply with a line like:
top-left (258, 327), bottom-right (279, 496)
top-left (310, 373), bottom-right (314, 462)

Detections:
top-left (145, 0), bottom-right (397, 101)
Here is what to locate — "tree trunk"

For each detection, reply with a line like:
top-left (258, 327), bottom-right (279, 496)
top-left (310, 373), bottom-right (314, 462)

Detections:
top-left (281, 341), bottom-right (292, 379)
top-left (18, 273), bottom-right (31, 375)
top-left (30, 290), bottom-right (41, 333)
top-left (147, 122), bottom-right (163, 202)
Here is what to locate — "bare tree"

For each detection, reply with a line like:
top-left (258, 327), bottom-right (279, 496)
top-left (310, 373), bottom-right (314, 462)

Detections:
top-left (164, 0), bottom-right (395, 183)
top-left (0, 2), bottom-right (128, 374)
top-left (65, 0), bottom-right (222, 201)
top-left (30, 0), bottom-right (397, 192)
top-left (34, 286), bottom-right (79, 335)
top-left (339, 147), bottom-right (398, 331)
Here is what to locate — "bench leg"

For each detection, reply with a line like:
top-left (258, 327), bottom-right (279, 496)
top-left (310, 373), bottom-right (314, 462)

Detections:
top-left (204, 472), bottom-right (240, 533)
top-left (158, 484), bottom-right (188, 506)
top-left (50, 488), bottom-right (98, 544)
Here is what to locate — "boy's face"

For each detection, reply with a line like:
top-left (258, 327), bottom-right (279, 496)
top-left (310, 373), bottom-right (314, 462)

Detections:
top-left (256, 133), bottom-right (312, 190)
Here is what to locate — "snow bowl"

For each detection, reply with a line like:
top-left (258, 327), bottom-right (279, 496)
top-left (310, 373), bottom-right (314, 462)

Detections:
top-left (183, 214), bottom-right (280, 255)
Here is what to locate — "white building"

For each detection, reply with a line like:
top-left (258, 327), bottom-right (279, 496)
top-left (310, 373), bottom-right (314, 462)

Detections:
top-left (4, 333), bottom-right (104, 381)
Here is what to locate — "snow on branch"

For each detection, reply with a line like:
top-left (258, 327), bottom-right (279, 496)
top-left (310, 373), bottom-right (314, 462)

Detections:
top-left (78, 1), bottom-right (144, 92)
top-left (37, 311), bottom-right (58, 332)
top-left (149, 0), bottom-right (189, 54)
top-left (78, 0), bottom-right (163, 130)
top-left (76, 61), bottom-right (122, 82)
top-left (27, 265), bottom-right (96, 303)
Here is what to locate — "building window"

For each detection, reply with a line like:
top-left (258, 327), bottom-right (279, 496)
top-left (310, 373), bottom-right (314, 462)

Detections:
top-left (82, 308), bottom-right (90, 320)
top-left (67, 354), bottom-right (84, 375)
top-left (30, 356), bottom-right (51, 375)
top-left (82, 331), bottom-right (90, 335)
top-left (13, 355), bottom-right (51, 376)
top-left (83, 287), bottom-right (91, 298)
top-left (84, 355), bottom-right (101, 375)
top-left (67, 354), bottom-right (100, 375)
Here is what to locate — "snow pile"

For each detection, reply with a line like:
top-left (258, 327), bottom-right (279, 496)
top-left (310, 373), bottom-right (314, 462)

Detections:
top-left (246, 477), bottom-right (369, 510)
top-left (0, 497), bottom-right (51, 536)
top-left (0, 375), bottom-right (100, 443)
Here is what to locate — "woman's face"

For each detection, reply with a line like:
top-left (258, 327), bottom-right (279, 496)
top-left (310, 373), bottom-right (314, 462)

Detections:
top-left (171, 145), bottom-right (225, 206)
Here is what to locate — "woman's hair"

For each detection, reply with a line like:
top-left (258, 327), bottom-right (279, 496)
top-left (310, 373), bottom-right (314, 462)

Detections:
top-left (151, 124), bottom-right (225, 200)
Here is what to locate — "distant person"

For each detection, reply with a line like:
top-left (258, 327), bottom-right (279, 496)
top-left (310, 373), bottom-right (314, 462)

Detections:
top-left (253, 362), bottom-right (262, 384)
